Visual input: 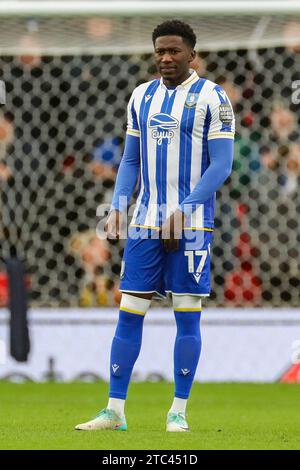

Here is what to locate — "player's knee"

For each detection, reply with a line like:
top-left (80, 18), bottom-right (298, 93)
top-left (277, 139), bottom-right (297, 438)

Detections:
top-left (114, 293), bottom-right (150, 342)
top-left (174, 311), bottom-right (201, 338)
top-left (115, 309), bottom-right (145, 344)
top-left (118, 309), bottom-right (143, 328)
top-left (172, 294), bottom-right (202, 311)
top-left (120, 292), bottom-right (151, 315)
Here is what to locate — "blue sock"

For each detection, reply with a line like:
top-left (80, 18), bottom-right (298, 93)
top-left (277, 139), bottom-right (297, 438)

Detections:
top-left (173, 310), bottom-right (201, 399)
top-left (109, 310), bottom-right (145, 400)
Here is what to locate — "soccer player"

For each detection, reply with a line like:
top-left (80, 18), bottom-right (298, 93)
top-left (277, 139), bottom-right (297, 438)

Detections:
top-left (76, 20), bottom-right (234, 432)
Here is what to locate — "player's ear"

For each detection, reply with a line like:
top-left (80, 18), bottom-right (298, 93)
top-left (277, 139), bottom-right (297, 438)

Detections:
top-left (189, 49), bottom-right (196, 63)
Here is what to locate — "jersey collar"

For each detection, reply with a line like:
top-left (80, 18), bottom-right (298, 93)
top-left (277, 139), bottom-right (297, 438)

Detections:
top-left (160, 70), bottom-right (199, 91)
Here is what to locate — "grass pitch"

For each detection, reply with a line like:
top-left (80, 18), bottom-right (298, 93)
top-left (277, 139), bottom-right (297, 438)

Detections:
top-left (0, 382), bottom-right (299, 450)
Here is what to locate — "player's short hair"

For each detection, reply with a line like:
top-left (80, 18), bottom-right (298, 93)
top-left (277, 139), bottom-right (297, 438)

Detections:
top-left (152, 20), bottom-right (196, 49)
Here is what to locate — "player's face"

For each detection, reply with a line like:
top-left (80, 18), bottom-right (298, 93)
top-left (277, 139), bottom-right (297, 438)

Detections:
top-left (154, 35), bottom-right (195, 86)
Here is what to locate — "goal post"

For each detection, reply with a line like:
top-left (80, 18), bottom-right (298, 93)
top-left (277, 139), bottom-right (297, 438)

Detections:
top-left (0, 1), bottom-right (299, 55)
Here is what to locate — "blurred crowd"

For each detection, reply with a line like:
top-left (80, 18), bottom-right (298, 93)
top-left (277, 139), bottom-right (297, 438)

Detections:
top-left (0, 20), bottom-right (299, 307)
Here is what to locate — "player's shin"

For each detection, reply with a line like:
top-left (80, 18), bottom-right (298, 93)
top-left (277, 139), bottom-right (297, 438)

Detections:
top-left (108, 294), bottom-right (150, 414)
top-left (172, 296), bottom-right (202, 409)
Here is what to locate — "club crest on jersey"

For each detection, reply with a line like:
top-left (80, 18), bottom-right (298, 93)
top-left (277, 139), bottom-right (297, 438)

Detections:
top-left (185, 93), bottom-right (199, 108)
top-left (149, 113), bottom-right (179, 145)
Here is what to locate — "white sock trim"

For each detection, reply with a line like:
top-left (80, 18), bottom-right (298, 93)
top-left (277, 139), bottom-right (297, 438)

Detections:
top-left (107, 398), bottom-right (125, 417)
top-left (172, 294), bottom-right (202, 310)
top-left (120, 293), bottom-right (151, 315)
top-left (169, 397), bottom-right (187, 414)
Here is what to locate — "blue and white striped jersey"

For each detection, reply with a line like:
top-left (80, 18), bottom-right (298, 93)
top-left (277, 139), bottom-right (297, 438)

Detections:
top-left (126, 70), bottom-right (235, 229)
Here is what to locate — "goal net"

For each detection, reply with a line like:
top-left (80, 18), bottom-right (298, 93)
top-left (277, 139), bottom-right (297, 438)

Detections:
top-left (0, 1), bottom-right (299, 307)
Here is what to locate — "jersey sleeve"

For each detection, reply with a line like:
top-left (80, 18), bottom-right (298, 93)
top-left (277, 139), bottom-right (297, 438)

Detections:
top-left (126, 90), bottom-right (140, 138)
top-left (178, 85), bottom-right (235, 215)
top-left (110, 89), bottom-right (140, 213)
top-left (207, 85), bottom-right (235, 141)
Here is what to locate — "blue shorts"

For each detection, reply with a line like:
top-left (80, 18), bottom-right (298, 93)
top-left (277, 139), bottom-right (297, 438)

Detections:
top-left (120, 227), bottom-right (214, 299)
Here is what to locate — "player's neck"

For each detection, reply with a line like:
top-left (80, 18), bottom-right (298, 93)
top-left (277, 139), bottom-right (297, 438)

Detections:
top-left (162, 70), bottom-right (192, 89)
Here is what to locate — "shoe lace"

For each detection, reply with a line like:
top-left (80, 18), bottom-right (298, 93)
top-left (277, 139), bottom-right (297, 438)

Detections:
top-left (95, 408), bottom-right (114, 419)
top-left (170, 412), bottom-right (187, 424)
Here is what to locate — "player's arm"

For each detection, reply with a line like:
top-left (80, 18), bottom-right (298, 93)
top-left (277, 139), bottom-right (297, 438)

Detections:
top-left (105, 93), bottom-right (140, 239)
top-left (161, 86), bottom-right (235, 251)
top-left (178, 139), bottom-right (233, 212)
top-left (179, 85), bottom-right (235, 216)
top-left (161, 141), bottom-right (233, 251)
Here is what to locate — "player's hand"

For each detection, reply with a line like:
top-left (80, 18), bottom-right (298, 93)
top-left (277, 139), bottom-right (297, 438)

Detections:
top-left (160, 209), bottom-right (185, 252)
top-left (104, 209), bottom-right (122, 240)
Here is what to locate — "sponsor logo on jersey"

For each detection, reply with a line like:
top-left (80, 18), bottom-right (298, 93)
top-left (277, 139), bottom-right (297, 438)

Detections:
top-left (149, 113), bottom-right (179, 145)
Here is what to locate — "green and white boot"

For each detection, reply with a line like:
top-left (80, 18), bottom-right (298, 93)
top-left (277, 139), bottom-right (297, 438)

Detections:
top-left (166, 412), bottom-right (189, 432)
top-left (75, 408), bottom-right (127, 431)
